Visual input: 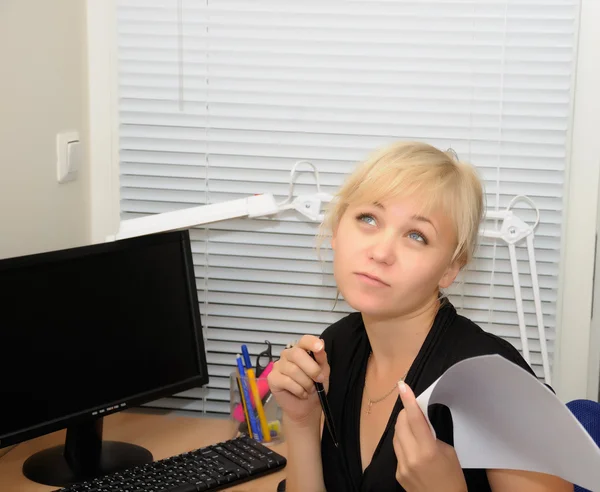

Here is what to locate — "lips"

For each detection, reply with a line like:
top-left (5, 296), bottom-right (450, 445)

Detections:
top-left (355, 272), bottom-right (390, 287)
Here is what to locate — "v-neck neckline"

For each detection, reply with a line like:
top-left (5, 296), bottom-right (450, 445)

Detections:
top-left (354, 302), bottom-right (455, 484)
top-left (356, 346), bottom-right (403, 477)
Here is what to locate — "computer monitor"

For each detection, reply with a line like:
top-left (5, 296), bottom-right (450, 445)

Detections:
top-left (0, 230), bottom-right (208, 487)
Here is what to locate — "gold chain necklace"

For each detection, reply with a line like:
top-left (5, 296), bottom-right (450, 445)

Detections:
top-left (364, 353), bottom-right (408, 415)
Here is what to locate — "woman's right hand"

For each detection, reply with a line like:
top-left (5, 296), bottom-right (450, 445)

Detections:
top-left (267, 335), bottom-right (330, 428)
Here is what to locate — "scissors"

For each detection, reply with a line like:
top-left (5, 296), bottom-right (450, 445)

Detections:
top-left (255, 340), bottom-right (274, 377)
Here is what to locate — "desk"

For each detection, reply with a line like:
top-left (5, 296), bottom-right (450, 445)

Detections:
top-left (0, 412), bottom-right (287, 492)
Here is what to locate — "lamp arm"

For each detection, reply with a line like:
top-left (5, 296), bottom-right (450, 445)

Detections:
top-left (106, 194), bottom-right (279, 242)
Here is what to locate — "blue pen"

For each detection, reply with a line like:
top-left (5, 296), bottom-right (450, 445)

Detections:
top-left (241, 344), bottom-right (253, 370)
top-left (236, 355), bottom-right (262, 441)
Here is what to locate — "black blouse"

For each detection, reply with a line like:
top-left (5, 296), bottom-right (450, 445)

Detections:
top-left (320, 301), bottom-right (536, 492)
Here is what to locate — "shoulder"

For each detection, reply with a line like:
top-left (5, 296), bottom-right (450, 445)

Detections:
top-left (321, 312), bottom-right (368, 367)
top-left (321, 313), bottom-right (365, 353)
top-left (444, 311), bottom-right (535, 377)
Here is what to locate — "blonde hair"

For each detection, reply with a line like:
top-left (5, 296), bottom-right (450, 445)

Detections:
top-left (319, 141), bottom-right (484, 267)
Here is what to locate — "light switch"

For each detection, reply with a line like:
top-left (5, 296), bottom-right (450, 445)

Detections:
top-left (57, 131), bottom-right (80, 183)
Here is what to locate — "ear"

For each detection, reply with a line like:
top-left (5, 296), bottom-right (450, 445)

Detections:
top-left (439, 260), bottom-right (461, 289)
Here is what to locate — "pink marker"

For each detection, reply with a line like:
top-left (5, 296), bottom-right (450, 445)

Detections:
top-left (233, 361), bottom-right (274, 422)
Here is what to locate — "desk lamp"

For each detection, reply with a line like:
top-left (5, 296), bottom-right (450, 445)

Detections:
top-left (107, 162), bottom-right (549, 385)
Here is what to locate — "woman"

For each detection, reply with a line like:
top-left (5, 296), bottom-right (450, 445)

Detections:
top-left (267, 141), bottom-right (573, 491)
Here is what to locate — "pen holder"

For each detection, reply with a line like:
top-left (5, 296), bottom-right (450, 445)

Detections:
top-left (229, 371), bottom-right (284, 446)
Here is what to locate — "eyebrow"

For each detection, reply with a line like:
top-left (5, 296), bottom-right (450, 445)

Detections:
top-left (412, 215), bottom-right (438, 234)
top-left (373, 202), bottom-right (438, 234)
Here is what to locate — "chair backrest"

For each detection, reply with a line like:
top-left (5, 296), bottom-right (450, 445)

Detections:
top-left (567, 399), bottom-right (600, 492)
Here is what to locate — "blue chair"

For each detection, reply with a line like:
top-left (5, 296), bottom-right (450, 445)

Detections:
top-left (566, 399), bottom-right (600, 492)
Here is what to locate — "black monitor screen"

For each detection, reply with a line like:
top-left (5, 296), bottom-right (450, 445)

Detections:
top-left (0, 230), bottom-right (207, 446)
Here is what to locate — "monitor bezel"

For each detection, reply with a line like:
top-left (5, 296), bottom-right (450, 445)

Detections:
top-left (0, 229), bottom-right (209, 449)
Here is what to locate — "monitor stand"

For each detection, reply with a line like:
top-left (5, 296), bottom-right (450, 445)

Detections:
top-left (22, 416), bottom-right (153, 487)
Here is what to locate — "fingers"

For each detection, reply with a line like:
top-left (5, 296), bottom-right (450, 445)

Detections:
top-left (394, 407), bottom-right (417, 452)
top-left (394, 382), bottom-right (436, 477)
top-left (392, 424), bottom-right (408, 484)
top-left (397, 381), bottom-right (435, 444)
top-left (267, 369), bottom-right (309, 399)
top-left (285, 335), bottom-right (328, 383)
top-left (394, 408), bottom-right (436, 484)
top-left (393, 384), bottom-right (466, 490)
top-left (296, 335), bottom-right (325, 356)
top-left (268, 335), bottom-right (329, 399)
top-left (277, 359), bottom-right (316, 394)
top-left (310, 343), bottom-right (329, 374)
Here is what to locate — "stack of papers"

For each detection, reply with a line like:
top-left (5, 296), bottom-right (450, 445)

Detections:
top-left (416, 355), bottom-right (600, 491)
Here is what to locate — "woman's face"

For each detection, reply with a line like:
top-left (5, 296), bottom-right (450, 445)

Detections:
top-left (331, 195), bottom-right (461, 320)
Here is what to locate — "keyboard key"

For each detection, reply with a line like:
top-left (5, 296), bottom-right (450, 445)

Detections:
top-left (166, 484), bottom-right (196, 492)
top-left (203, 477), bottom-right (217, 488)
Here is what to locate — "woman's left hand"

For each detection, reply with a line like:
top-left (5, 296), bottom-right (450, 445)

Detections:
top-left (393, 380), bottom-right (467, 492)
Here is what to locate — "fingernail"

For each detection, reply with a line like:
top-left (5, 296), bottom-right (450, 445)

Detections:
top-left (314, 341), bottom-right (324, 352)
top-left (302, 391), bottom-right (308, 399)
top-left (316, 373), bottom-right (325, 383)
top-left (398, 381), bottom-right (407, 394)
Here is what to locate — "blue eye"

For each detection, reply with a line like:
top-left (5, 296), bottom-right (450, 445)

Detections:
top-left (357, 213), bottom-right (377, 226)
top-left (408, 231), bottom-right (427, 244)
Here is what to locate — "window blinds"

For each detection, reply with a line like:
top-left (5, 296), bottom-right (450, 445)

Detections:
top-left (116, 0), bottom-right (579, 414)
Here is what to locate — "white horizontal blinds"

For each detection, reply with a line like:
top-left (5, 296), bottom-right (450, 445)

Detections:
top-left (116, 0), bottom-right (578, 414)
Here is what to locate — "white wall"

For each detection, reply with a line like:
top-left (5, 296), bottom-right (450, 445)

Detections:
top-left (583, 2), bottom-right (600, 402)
top-left (87, 0), bottom-right (120, 245)
top-left (0, 0), bottom-right (89, 260)
top-left (553, 0), bottom-right (600, 403)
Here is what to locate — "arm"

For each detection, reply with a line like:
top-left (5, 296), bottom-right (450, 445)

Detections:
top-left (267, 335), bottom-right (330, 492)
top-left (393, 383), bottom-right (574, 492)
top-left (487, 469), bottom-right (573, 492)
top-left (284, 417), bottom-right (326, 492)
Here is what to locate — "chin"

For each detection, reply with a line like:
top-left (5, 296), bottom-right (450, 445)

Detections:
top-left (340, 289), bottom-right (393, 316)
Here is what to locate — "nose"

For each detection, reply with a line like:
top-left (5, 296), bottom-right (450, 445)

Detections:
top-left (369, 231), bottom-right (396, 265)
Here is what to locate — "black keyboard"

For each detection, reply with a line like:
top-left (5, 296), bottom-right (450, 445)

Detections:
top-left (55, 435), bottom-right (287, 492)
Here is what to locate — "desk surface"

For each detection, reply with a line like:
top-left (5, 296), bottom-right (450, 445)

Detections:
top-left (0, 411), bottom-right (287, 492)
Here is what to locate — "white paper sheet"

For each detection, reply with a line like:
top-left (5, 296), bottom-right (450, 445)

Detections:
top-left (415, 354), bottom-right (600, 491)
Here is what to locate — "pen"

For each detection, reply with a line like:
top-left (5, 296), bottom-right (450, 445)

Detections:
top-left (236, 355), bottom-right (261, 441)
top-left (235, 373), bottom-right (253, 438)
top-left (242, 345), bottom-right (271, 443)
top-left (308, 350), bottom-right (339, 448)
